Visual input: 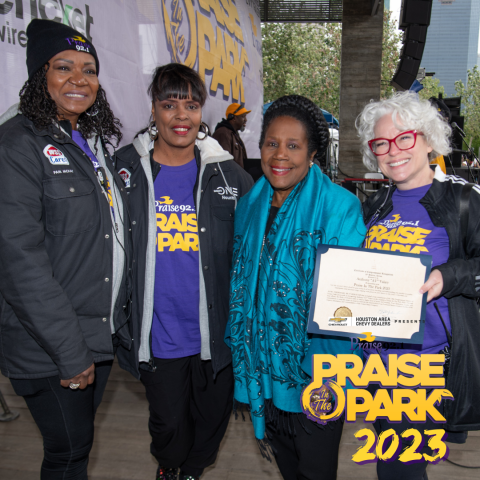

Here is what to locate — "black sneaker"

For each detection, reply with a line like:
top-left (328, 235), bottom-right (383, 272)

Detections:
top-left (179, 474), bottom-right (198, 480)
top-left (156, 466), bottom-right (178, 480)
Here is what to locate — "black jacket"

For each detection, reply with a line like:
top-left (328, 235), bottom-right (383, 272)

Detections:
top-left (212, 119), bottom-right (248, 169)
top-left (363, 170), bottom-right (480, 431)
top-left (0, 114), bottom-right (132, 380)
top-left (114, 133), bottom-right (253, 378)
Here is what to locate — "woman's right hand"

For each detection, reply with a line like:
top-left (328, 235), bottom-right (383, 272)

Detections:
top-left (60, 363), bottom-right (95, 390)
top-left (420, 269), bottom-right (444, 303)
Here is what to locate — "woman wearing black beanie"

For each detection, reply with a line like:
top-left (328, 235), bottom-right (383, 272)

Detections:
top-left (0, 19), bottom-right (133, 479)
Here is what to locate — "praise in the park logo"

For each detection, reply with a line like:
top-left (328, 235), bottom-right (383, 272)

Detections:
top-left (301, 354), bottom-right (453, 465)
top-left (161, 0), bottom-right (250, 103)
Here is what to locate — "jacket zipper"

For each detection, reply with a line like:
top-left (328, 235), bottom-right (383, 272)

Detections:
top-left (194, 156), bottom-right (218, 372)
top-left (148, 157), bottom-right (160, 373)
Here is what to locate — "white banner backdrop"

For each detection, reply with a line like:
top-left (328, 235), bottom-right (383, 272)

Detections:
top-left (0, 0), bottom-right (262, 157)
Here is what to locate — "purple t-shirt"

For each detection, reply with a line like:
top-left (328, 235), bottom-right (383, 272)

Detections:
top-left (71, 130), bottom-right (100, 170)
top-left (151, 158), bottom-right (201, 359)
top-left (365, 184), bottom-right (451, 360)
top-left (71, 130), bottom-right (115, 218)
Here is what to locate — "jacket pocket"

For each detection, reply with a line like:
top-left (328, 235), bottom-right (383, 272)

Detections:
top-left (212, 204), bottom-right (235, 222)
top-left (43, 177), bottom-right (98, 236)
top-left (211, 204), bottom-right (235, 255)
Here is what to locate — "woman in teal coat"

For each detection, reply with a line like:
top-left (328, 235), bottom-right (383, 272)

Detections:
top-left (227, 95), bottom-right (366, 479)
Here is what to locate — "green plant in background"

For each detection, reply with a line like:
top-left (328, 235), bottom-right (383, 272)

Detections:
top-left (455, 66), bottom-right (480, 154)
top-left (262, 22), bottom-right (341, 117)
top-left (381, 10), bottom-right (403, 99)
top-left (418, 77), bottom-right (446, 101)
top-left (262, 10), bottom-right (401, 117)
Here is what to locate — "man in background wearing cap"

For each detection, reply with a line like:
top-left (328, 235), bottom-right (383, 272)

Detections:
top-left (212, 103), bottom-right (250, 169)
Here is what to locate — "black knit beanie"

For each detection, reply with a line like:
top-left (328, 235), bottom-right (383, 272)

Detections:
top-left (26, 19), bottom-right (99, 79)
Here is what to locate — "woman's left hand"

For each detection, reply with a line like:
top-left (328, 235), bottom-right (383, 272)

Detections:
top-left (420, 270), bottom-right (444, 302)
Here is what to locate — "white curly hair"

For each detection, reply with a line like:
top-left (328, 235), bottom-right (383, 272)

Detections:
top-left (355, 92), bottom-right (452, 172)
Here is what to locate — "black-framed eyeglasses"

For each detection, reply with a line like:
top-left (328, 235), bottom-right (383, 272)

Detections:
top-left (368, 130), bottom-right (424, 156)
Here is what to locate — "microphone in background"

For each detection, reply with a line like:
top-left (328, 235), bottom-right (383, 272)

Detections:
top-left (429, 96), bottom-right (451, 122)
top-left (451, 122), bottom-right (466, 138)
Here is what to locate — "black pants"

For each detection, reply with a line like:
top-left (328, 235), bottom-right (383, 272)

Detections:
top-left (266, 413), bottom-right (344, 480)
top-left (140, 355), bottom-right (233, 477)
top-left (10, 360), bottom-right (113, 480)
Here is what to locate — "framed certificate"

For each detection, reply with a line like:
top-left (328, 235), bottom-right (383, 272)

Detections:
top-left (307, 245), bottom-right (432, 344)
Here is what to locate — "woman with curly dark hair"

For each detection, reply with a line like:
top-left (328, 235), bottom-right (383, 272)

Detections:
top-left (227, 95), bottom-right (366, 479)
top-left (0, 19), bottom-right (132, 479)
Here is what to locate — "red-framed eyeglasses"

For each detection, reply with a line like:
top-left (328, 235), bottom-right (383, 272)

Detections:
top-left (368, 130), bottom-right (424, 156)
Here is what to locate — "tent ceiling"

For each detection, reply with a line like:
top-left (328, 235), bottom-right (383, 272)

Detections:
top-left (260, 0), bottom-right (343, 23)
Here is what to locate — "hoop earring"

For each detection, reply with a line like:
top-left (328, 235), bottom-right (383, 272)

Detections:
top-left (148, 121), bottom-right (158, 140)
top-left (196, 121), bottom-right (210, 140)
top-left (85, 103), bottom-right (99, 117)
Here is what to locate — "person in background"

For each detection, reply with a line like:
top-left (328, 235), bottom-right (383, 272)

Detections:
top-left (212, 103), bottom-right (250, 168)
top-left (430, 151), bottom-right (446, 173)
top-left (227, 95), bottom-right (365, 480)
top-left (358, 91), bottom-right (480, 480)
top-left (114, 64), bottom-right (253, 480)
top-left (0, 19), bottom-right (132, 479)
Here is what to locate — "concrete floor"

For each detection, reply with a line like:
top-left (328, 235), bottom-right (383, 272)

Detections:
top-left (1, 361), bottom-right (479, 479)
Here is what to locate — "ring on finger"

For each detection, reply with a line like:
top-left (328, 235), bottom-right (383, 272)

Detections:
top-left (69, 382), bottom-right (81, 390)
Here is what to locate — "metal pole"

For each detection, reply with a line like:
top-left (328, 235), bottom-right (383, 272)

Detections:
top-left (0, 388), bottom-right (20, 422)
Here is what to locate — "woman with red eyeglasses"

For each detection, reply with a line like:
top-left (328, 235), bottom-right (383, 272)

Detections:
top-left (357, 92), bottom-right (480, 480)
